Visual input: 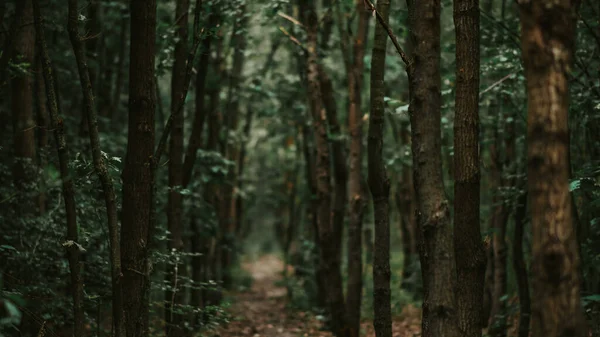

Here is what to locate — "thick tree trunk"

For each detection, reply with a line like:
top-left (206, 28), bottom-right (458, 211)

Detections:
top-left (33, 1), bottom-right (85, 336)
top-left (369, 1), bottom-right (392, 336)
top-left (165, 0), bottom-right (190, 334)
top-left (35, 58), bottom-right (48, 214)
top-left (121, 0), bottom-right (156, 336)
top-left (306, 1), bottom-right (346, 334)
top-left (453, 0), bottom-right (486, 336)
top-left (512, 190), bottom-right (530, 337)
top-left (520, 1), bottom-right (586, 336)
top-left (66, 1), bottom-right (125, 335)
top-left (346, 3), bottom-right (370, 336)
top-left (406, 0), bottom-right (460, 336)
top-left (11, 0), bottom-right (37, 214)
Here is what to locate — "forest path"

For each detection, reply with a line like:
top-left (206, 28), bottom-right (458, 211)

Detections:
top-left (214, 254), bottom-right (331, 337)
top-left (214, 254), bottom-right (422, 337)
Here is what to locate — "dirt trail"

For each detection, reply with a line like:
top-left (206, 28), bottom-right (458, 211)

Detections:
top-left (214, 254), bottom-right (422, 337)
top-left (215, 254), bottom-right (329, 337)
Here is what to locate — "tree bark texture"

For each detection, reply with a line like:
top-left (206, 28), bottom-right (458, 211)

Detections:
top-left (306, 1), bottom-right (346, 334)
top-left (520, 0), bottom-right (586, 336)
top-left (406, 0), bottom-right (460, 336)
top-left (66, 0), bottom-right (125, 335)
top-left (33, 1), bottom-right (84, 336)
top-left (11, 0), bottom-right (37, 214)
top-left (346, 3), bottom-right (370, 336)
top-left (512, 190), bottom-right (530, 337)
top-left (165, 0), bottom-right (190, 334)
top-left (121, 0), bottom-right (156, 335)
top-left (453, 0), bottom-right (486, 336)
top-left (368, 1), bottom-right (392, 336)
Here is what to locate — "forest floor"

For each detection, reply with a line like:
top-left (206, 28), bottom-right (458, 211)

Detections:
top-left (212, 254), bottom-right (422, 337)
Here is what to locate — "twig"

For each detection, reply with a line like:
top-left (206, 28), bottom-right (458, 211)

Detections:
top-left (363, 0), bottom-right (411, 67)
top-left (480, 73), bottom-right (515, 97)
top-left (277, 11), bottom-right (304, 28)
top-left (278, 26), bottom-right (307, 52)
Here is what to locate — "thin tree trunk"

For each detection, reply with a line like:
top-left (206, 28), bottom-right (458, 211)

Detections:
top-left (110, 1), bottom-right (128, 121)
top-left (453, 0), bottom-right (486, 336)
top-left (306, 1), bottom-right (346, 334)
top-left (512, 190), bottom-right (530, 337)
top-left (406, 0), bottom-right (460, 336)
top-left (488, 125), bottom-right (508, 337)
top-left (35, 58), bottom-right (48, 214)
top-left (346, 3), bottom-right (370, 335)
top-left (33, 1), bottom-right (84, 336)
top-left (11, 0), bottom-right (37, 214)
top-left (66, 1), bottom-right (125, 336)
top-left (368, 1), bottom-right (392, 336)
top-left (520, 1), bottom-right (586, 336)
top-left (121, 0), bottom-right (156, 335)
top-left (220, 4), bottom-right (248, 288)
top-left (181, 11), bottom-right (213, 188)
top-left (165, 0), bottom-right (190, 334)
top-left (318, 64), bottom-right (347, 296)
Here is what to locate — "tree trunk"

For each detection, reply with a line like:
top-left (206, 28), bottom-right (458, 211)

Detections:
top-left (488, 125), bottom-right (508, 337)
top-left (512, 190), bottom-right (530, 337)
top-left (66, 0), bottom-right (125, 335)
top-left (306, 1), bottom-right (346, 334)
top-left (33, 1), bottom-right (84, 336)
top-left (453, 0), bottom-right (486, 336)
top-left (11, 0), bottom-right (37, 215)
top-left (318, 65), bottom-right (346, 307)
top-left (220, 4), bottom-right (248, 289)
top-left (121, 0), bottom-right (156, 336)
top-left (110, 1), bottom-right (129, 122)
top-left (406, 0), bottom-right (460, 336)
top-left (35, 58), bottom-right (48, 214)
top-left (346, 3), bottom-right (370, 336)
top-left (165, 0), bottom-right (190, 334)
top-left (520, 1), bottom-right (586, 336)
top-left (368, 1), bottom-right (392, 336)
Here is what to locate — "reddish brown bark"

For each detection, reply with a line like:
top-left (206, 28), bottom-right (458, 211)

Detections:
top-left (520, 0), bottom-right (586, 336)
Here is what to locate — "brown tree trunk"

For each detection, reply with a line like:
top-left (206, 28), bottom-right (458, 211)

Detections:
top-left (512, 190), bottom-right (530, 337)
top-left (220, 4), bottom-right (248, 288)
top-left (346, 3), bottom-right (370, 336)
top-left (306, 1), bottom-right (346, 334)
top-left (110, 0), bottom-right (129, 121)
top-left (165, 0), bottom-right (190, 334)
top-left (368, 1), bottom-right (392, 336)
top-left (11, 0), bottom-right (37, 215)
top-left (488, 123), bottom-right (508, 336)
top-left (406, 0), bottom-right (460, 336)
top-left (317, 65), bottom-right (346, 280)
top-left (520, 1), bottom-right (586, 336)
top-left (121, 0), bottom-right (156, 336)
top-left (33, 1), bottom-right (85, 336)
top-left (66, 0), bottom-right (125, 335)
top-left (35, 58), bottom-right (48, 214)
top-left (453, 0), bottom-right (486, 336)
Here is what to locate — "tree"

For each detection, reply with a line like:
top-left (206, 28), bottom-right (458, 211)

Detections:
top-left (453, 0), bottom-right (486, 336)
top-left (519, 0), bottom-right (586, 336)
top-left (165, 0), bottom-right (190, 334)
top-left (33, 0), bottom-right (84, 335)
top-left (11, 0), bottom-right (37, 214)
top-left (66, 0), bottom-right (125, 335)
top-left (406, 0), bottom-right (460, 335)
top-left (368, 0), bottom-right (392, 336)
top-left (121, 0), bottom-right (156, 335)
top-left (305, 0), bottom-right (346, 334)
top-left (345, 3), bottom-right (370, 335)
